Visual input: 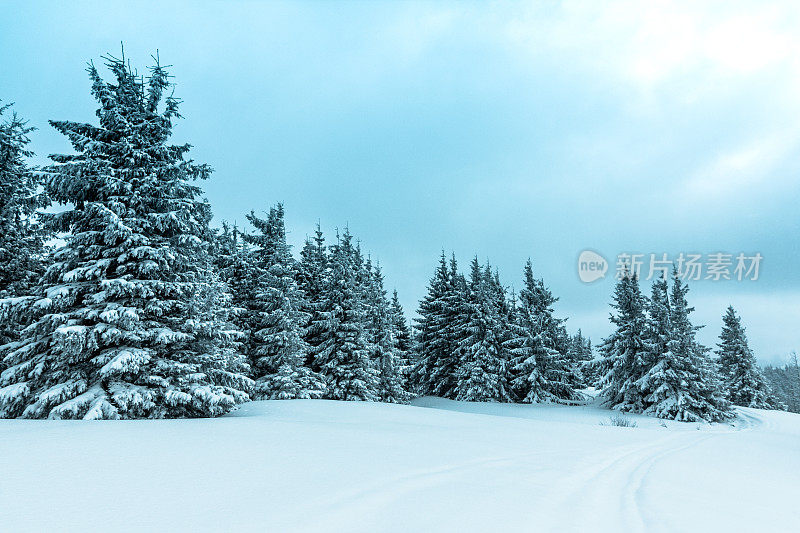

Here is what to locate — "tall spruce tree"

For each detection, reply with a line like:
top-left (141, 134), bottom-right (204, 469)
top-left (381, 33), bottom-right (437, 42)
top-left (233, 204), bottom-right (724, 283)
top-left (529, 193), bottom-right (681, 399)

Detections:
top-left (507, 260), bottom-right (553, 402)
top-left (364, 261), bottom-right (409, 403)
top-left (716, 306), bottom-right (775, 409)
top-left (411, 252), bottom-right (460, 396)
top-left (664, 274), bottom-right (730, 421)
top-left (0, 54), bottom-right (251, 419)
top-left (298, 223), bottom-right (328, 368)
top-left (214, 221), bottom-right (257, 354)
top-left (567, 329), bottom-right (590, 388)
top-left (580, 340), bottom-right (596, 388)
top-left (440, 254), bottom-right (470, 397)
top-left (636, 275), bottom-right (679, 418)
top-left (312, 229), bottom-right (377, 401)
top-left (389, 289), bottom-right (412, 378)
top-left (548, 320), bottom-right (584, 401)
top-left (0, 102), bottom-right (47, 348)
top-left (570, 329), bottom-right (596, 387)
top-left (597, 269), bottom-right (649, 412)
top-left (390, 290), bottom-right (411, 351)
top-left (245, 205), bottom-right (325, 399)
top-left (453, 258), bottom-right (510, 402)
top-left (507, 259), bottom-right (581, 403)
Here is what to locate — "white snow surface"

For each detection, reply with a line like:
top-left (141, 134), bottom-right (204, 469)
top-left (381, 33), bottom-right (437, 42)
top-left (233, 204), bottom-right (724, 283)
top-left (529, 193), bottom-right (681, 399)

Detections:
top-left (1, 396), bottom-right (799, 532)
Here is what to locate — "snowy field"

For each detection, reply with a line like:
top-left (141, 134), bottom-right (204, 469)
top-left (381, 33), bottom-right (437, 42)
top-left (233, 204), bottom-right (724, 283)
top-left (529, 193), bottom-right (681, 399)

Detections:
top-left (1, 398), bottom-right (799, 533)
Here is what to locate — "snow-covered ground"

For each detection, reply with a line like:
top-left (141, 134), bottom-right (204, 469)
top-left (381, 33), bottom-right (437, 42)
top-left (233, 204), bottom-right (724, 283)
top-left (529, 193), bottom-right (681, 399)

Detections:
top-left (1, 397), bottom-right (798, 532)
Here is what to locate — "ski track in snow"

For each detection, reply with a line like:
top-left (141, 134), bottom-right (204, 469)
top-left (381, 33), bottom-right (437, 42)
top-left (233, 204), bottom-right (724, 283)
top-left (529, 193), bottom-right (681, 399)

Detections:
top-left (300, 449), bottom-right (549, 532)
top-left (302, 405), bottom-right (763, 533)
top-left (525, 407), bottom-right (773, 532)
top-left (529, 432), bottom-right (713, 531)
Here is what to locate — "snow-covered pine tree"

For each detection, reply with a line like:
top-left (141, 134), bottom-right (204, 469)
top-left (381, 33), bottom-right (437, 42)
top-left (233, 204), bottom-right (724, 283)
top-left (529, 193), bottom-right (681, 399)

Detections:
top-left (568, 330), bottom-right (585, 366)
top-left (411, 252), bottom-right (459, 396)
top-left (298, 223), bottom-right (328, 368)
top-left (389, 288), bottom-right (412, 378)
top-left (361, 257), bottom-right (379, 329)
top-left (635, 275), bottom-right (677, 418)
top-left (567, 329), bottom-right (590, 388)
top-left (665, 273), bottom-right (731, 421)
top-left (582, 337), bottom-right (595, 384)
top-left (635, 274), bottom-right (714, 421)
top-left (352, 240), bottom-right (370, 318)
top-left (313, 229), bottom-right (378, 401)
top-left (0, 54), bottom-right (251, 419)
top-left (439, 254), bottom-right (471, 398)
top-left (565, 330), bottom-right (595, 388)
top-left (486, 264), bottom-right (514, 396)
top-left (506, 262), bottom-right (546, 403)
top-left (364, 260), bottom-right (410, 403)
top-left (453, 258), bottom-right (510, 402)
top-left (580, 332), bottom-right (594, 366)
top-left (507, 259), bottom-right (581, 403)
top-left (0, 102), bottom-right (47, 348)
top-left (390, 289), bottom-right (411, 351)
top-left (597, 268), bottom-right (649, 412)
top-left (549, 319), bottom-right (584, 400)
top-left (716, 306), bottom-right (776, 409)
top-left (244, 205), bottom-right (325, 399)
top-left (214, 222), bottom-right (247, 291)
top-left (214, 221), bottom-right (258, 352)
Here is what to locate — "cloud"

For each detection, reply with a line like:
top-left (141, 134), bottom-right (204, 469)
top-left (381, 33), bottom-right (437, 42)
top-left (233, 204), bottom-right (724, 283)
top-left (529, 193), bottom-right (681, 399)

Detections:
top-left (386, 7), bottom-right (459, 64)
top-left (498, 1), bottom-right (800, 98)
top-left (454, 1), bottom-right (800, 219)
top-left (683, 131), bottom-right (800, 198)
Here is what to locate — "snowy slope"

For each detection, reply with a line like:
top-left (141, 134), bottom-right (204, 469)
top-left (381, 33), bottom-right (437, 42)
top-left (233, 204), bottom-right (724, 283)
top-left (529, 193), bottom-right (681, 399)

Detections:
top-left (1, 398), bottom-right (798, 532)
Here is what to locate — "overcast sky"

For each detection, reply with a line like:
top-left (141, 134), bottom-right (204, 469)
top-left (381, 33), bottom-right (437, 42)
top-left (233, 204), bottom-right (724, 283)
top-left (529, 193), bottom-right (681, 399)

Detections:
top-left (2, 1), bottom-right (799, 364)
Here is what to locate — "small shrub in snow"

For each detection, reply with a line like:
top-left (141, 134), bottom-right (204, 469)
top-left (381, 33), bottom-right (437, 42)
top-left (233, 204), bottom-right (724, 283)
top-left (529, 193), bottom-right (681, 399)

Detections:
top-left (607, 414), bottom-right (637, 427)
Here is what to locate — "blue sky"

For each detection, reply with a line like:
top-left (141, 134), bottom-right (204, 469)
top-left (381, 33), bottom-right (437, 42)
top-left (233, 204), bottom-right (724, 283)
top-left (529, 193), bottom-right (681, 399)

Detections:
top-left (2, 1), bottom-right (800, 363)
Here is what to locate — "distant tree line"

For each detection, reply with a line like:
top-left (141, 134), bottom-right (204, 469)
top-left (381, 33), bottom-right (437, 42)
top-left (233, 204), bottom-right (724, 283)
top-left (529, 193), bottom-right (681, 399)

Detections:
top-left (0, 53), bottom-right (793, 421)
top-left (763, 354), bottom-right (800, 413)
